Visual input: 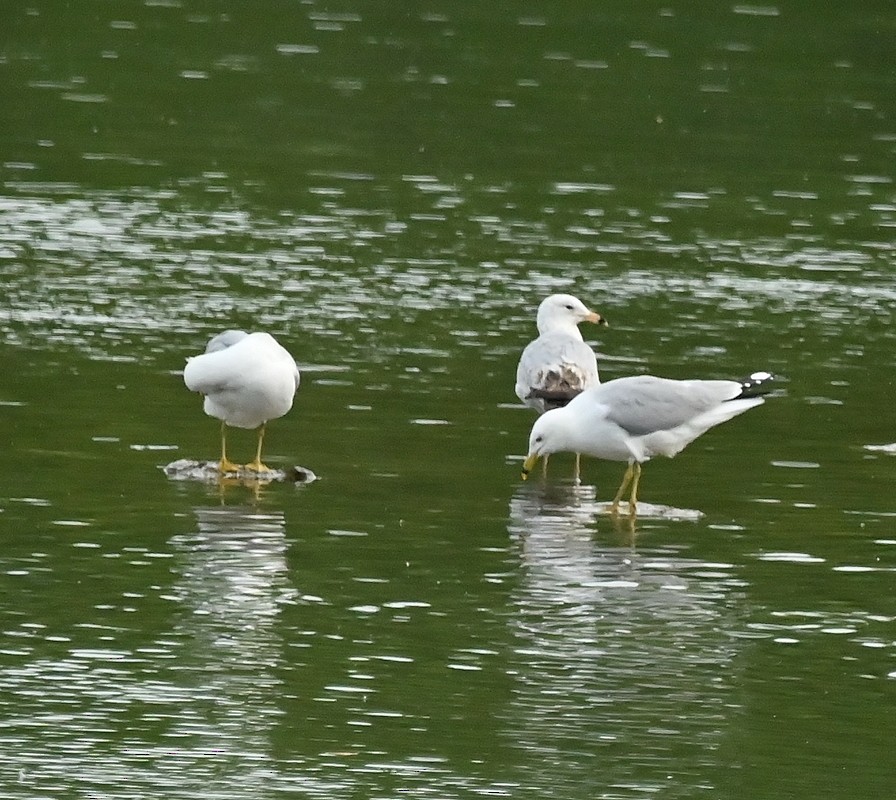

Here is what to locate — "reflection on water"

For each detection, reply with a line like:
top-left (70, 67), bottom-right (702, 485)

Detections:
top-left (504, 484), bottom-right (747, 796)
top-left (0, 504), bottom-right (325, 798)
top-left (148, 506), bottom-right (295, 784)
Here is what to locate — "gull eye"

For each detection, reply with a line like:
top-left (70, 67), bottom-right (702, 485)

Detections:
top-left (564, 304), bottom-right (574, 311)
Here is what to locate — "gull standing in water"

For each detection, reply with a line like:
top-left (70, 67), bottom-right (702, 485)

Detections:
top-left (515, 293), bottom-right (608, 479)
top-left (521, 371), bottom-right (775, 514)
top-left (183, 330), bottom-right (300, 474)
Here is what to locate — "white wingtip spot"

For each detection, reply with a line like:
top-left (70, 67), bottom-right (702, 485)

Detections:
top-left (750, 371), bottom-right (773, 381)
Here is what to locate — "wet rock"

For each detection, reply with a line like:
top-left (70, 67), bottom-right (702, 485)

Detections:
top-left (162, 458), bottom-right (316, 484)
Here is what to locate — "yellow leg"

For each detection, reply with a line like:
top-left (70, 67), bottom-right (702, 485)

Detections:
top-left (218, 421), bottom-right (241, 473)
top-left (245, 422), bottom-right (271, 473)
top-left (628, 463), bottom-right (642, 516)
top-left (609, 462), bottom-right (635, 514)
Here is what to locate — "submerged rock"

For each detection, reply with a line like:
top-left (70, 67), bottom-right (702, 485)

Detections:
top-left (613, 501), bottom-right (705, 521)
top-left (568, 499), bottom-right (704, 521)
top-left (162, 458), bottom-right (316, 484)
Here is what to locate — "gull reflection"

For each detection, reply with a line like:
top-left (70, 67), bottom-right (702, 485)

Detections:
top-left (504, 483), bottom-right (746, 795)
top-left (153, 505), bottom-right (296, 785)
top-left (0, 504), bottom-right (328, 798)
top-left (130, 505), bottom-right (343, 797)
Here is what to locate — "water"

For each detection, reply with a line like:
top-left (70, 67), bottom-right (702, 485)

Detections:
top-left (2, 2), bottom-right (896, 798)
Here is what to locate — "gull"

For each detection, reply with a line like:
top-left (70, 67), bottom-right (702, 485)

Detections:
top-left (183, 330), bottom-right (300, 473)
top-left (521, 371), bottom-right (775, 514)
top-left (515, 293), bottom-right (608, 478)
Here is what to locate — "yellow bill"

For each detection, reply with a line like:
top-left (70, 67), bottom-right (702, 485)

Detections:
top-left (521, 453), bottom-right (540, 480)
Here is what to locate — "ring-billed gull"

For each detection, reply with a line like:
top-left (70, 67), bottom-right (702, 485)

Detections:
top-left (183, 330), bottom-right (300, 474)
top-left (515, 293), bottom-right (608, 478)
top-left (521, 371), bottom-right (775, 514)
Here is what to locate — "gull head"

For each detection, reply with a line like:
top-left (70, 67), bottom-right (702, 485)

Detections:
top-left (535, 293), bottom-right (608, 335)
top-left (204, 329), bottom-right (249, 354)
top-left (521, 410), bottom-right (569, 479)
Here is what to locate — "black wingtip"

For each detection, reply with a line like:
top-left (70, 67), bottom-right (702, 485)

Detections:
top-left (736, 371), bottom-right (776, 398)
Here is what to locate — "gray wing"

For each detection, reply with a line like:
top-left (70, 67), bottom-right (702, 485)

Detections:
top-left (516, 333), bottom-right (599, 406)
top-left (596, 376), bottom-right (742, 436)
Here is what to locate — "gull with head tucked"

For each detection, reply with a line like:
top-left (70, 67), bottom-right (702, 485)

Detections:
top-left (515, 293), bottom-right (608, 478)
top-left (183, 330), bottom-right (300, 474)
top-left (521, 371), bottom-right (775, 514)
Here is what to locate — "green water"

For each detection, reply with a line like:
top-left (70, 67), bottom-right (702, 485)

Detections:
top-left (2, 2), bottom-right (895, 798)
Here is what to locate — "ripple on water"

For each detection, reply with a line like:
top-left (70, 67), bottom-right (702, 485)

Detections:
top-left (1, 178), bottom-right (895, 368)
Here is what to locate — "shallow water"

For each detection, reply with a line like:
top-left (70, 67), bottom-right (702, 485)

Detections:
top-left (2, 2), bottom-right (896, 798)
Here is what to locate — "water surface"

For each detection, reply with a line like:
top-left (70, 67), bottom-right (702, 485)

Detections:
top-left (2, 2), bottom-right (896, 798)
